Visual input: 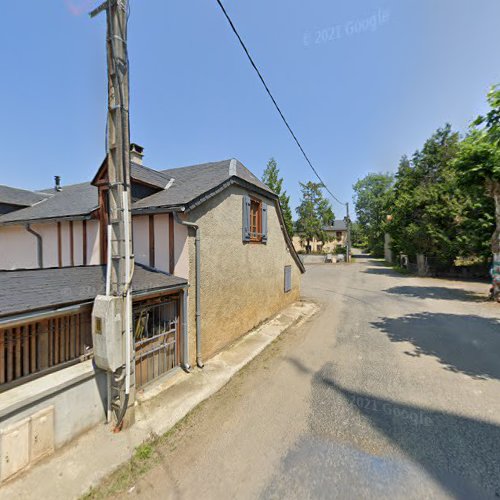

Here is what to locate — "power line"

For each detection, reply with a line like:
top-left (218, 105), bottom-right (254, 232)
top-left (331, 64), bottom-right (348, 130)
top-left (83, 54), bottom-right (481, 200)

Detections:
top-left (214, 0), bottom-right (346, 207)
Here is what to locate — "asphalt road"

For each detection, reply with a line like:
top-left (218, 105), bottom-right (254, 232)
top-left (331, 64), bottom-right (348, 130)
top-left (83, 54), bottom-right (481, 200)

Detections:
top-left (121, 253), bottom-right (500, 500)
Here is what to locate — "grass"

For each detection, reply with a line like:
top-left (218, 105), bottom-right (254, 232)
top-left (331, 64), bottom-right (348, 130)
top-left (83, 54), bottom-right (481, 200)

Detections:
top-left (80, 405), bottom-right (203, 500)
top-left (79, 307), bottom-right (311, 499)
top-left (390, 263), bottom-right (413, 275)
top-left (80, 438), bottom-right (160, 500)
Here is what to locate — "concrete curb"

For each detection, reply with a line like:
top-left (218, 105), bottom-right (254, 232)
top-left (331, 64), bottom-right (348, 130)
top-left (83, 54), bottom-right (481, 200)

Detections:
top-left (0, 300), bottom-right (319, 500)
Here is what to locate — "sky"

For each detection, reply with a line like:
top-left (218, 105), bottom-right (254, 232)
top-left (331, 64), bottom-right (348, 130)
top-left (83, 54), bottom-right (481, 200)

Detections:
top-left (1, 0), bottom-right (500, 218)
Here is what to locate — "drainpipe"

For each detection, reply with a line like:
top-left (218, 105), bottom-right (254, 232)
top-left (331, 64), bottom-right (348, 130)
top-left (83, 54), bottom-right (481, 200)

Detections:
top-left (181, 286), bottom-right (191, 372)
top-left (173, 212), bottom-right (203, 368)
top-left (26, 224), bottom-right (43, 268)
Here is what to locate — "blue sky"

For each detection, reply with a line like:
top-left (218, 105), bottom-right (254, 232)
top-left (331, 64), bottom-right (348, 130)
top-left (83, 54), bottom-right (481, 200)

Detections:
top-left (1, 0), bottom-right (500, 217)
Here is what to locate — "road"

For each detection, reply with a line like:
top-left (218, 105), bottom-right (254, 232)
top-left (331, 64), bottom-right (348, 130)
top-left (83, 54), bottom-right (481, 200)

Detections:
top-left (119, 253), bottom-right (500, 499)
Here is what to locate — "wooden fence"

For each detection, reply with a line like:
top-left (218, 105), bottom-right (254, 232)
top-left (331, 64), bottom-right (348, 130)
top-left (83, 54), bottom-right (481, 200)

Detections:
top-left (0, 307), bottom-right (93, 391)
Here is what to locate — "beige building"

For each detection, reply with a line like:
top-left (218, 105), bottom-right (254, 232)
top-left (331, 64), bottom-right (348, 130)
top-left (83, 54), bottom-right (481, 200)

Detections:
top-left (0, 148), bottom-right (304, 479)
top-left (293, 219), bottom-right (348, 253)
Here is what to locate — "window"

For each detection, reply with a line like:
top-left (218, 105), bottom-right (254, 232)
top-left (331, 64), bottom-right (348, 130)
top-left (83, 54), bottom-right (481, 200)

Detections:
top-left (336, 231), bottom-right (342, 241)
top-left (249, 198), bottom-right (262, 242)
top-left (243, 195), bottom-right (268, 243)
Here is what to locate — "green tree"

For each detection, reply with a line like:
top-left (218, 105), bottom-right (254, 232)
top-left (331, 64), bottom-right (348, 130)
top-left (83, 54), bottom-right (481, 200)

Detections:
top-left (349, 222), bottom-right (367, 248)
top-left (262, 158), bottom-right (293, 236)
top-left (387, 125), bottom-right (464, 267)
top-left (454, 85), bottom-right (500, 297)
top-left (352, 172), bottom-right (394, 256)
top-left (387, 124), bottom-right (494, 269)
top-left (295, 182), bottom-right (334, 252)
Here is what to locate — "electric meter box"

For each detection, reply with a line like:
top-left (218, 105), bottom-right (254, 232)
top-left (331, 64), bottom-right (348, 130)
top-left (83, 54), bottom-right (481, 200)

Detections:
top-left (92, 295), bottom-right (124, 372)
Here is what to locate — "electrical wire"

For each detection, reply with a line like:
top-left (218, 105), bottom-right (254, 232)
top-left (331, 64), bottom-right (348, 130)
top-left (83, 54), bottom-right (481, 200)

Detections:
top-left (214, 0), bottom-right (346, 207)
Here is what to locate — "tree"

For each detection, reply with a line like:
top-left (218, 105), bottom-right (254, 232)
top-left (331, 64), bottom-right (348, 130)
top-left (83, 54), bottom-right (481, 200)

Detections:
top-left (387, 125), bottom-right (464, 267)
top-left (262, 158), bottom-right (293, 236)
top-left (352, 172), bottom-right (394, 256)
top-left (349, 222), bottom-right (367, 248)
top-left (454, 85), bottom-right (500, 298)
top-left (295, 182), bottom-right (334, 252)
top-left (386, 124), bottom-right (495, 270)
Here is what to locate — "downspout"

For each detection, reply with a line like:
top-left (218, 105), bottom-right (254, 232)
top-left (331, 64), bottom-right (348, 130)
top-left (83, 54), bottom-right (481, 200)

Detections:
top-left (181, 286), bottom-right (191, 372)
top-left (173, 212), bottom-right (203, 368)
top-left (26, 224), bottom-right (43, 268)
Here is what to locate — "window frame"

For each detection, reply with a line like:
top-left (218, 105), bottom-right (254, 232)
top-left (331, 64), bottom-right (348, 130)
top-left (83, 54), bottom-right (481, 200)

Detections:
top-left (249, 197), bottom-right (263, 243)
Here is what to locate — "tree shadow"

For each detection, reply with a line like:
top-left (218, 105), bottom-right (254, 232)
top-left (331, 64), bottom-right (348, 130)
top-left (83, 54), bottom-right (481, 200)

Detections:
top-left (372, 313), bottom-right (500, 380)
top-left (384, 286), bottom-right (485, 302)
top-left (280, 358), bottom-right (500, 498)
top-left (363, 265), bottom-right (408, 277)
top-left (352, 252), bottom-right (372, 259)
top-left (315, 374), bottom-right (500, 499)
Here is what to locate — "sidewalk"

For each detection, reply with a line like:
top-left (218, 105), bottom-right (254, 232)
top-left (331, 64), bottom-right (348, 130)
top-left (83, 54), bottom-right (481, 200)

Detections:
top-left (0, 300), bottom-right (318, 500)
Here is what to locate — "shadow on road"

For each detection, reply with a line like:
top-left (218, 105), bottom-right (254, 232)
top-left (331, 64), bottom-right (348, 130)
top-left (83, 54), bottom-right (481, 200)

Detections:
top-left (384, 286), bottom-right (485, 302)
top-left (361, 260), bottom-right (408, 278)
top-left (317, 374), bottom-right (500, 499)
top-left (284, 358), bottom-right (500, 498)
top-left (372, 313), bottom-right (500, 380)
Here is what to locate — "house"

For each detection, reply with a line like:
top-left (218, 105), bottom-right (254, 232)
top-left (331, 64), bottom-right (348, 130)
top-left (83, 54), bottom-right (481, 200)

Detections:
top-left (0, 146), bottom-right (304, 481)
top-left (293, 219), bottom-right (348, 253)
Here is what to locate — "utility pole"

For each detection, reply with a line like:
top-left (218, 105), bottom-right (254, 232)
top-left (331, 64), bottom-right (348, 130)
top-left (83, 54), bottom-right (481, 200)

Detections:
top-left (90, 0), bottom-right (135, 428)
top-left (345, 202), bottom-right (351, 262)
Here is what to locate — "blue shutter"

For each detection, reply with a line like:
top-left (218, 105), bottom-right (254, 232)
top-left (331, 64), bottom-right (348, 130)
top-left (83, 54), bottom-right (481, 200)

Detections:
top-left (284, 265), bottom-right (292, 292)
top-left (262, 202), bottom-right (268, 243)
top-left (243, 195), bottom-right (251, 241)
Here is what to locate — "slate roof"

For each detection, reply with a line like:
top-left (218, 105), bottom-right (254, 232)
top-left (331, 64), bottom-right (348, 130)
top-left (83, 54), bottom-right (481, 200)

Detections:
top-left (0, 264), bottom-right (187, 318)
top-left (323, 219), bottom-right (348, 231)
top-left (132, 159), bottom-right (274, 211)
top-left (0, 159), bottom-right (274, 224)
top-left (0, 182), bottom-right (98, 224)
top-left (0, 185), bottom-right (49, 207)
top-left (130, 162), bottom-right (172, 189)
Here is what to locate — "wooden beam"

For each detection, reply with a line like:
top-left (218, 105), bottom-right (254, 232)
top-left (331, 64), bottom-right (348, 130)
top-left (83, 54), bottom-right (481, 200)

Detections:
top-left (82, 220), bottom-right (88, 266)
top-left (169, 212), bottom-right (175, 274)
top-left (57, 222), bottom-right (62, 268)
top-left (69, 221), bottom-right (74, 267)
top-left (149, 215), bottom-right (155, 268)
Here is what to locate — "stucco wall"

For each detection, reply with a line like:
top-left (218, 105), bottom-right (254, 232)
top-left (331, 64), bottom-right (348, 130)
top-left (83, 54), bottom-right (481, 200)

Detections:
top-left (185, 185), bottom-right (301, 363)
top-left (0, 361), bottom-right (107, 454)
top-left (132, 216), bottom-right (149, 267)
top-left (154, 214), bottom-right (169, 272)
top-left (0, 226), bottom-right (37, 270)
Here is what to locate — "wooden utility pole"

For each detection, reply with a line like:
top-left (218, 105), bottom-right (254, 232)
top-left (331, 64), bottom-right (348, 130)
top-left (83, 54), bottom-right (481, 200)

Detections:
top-left (91, 0), bottom-right (135, 427)
top-left (345, 202), bottom-right (352, 262)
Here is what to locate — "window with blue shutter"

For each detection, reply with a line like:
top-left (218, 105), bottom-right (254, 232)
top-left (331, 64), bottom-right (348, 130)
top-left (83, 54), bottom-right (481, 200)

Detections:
top-left (262, 203), bottom-right (268, 243)
top-left (242, 195), bottom-right (251, 241)
top-left (284, 265), bottom-right (292, 292)
top-left (243, 195), bottom-right (268, 244)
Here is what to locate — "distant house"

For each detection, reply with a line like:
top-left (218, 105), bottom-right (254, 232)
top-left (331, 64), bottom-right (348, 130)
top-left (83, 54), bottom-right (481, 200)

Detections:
top-left (0, 146), bottom-right (304, 478)
top-left (293, 219), bottom-right (348, 253)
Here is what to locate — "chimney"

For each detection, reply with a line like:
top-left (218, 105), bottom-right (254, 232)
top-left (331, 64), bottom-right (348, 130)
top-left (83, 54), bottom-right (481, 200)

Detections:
top-left (130, 143), bottom-right (144, 165)
top-left (54, 175), bottom-right (62, 192)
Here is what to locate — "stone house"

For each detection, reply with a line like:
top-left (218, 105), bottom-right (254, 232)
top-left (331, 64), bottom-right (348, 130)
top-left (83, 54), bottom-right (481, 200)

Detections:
top-left (0, 146), bottom-right (304, 481)
top-left (293, 219), bottom-right (348, 253)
